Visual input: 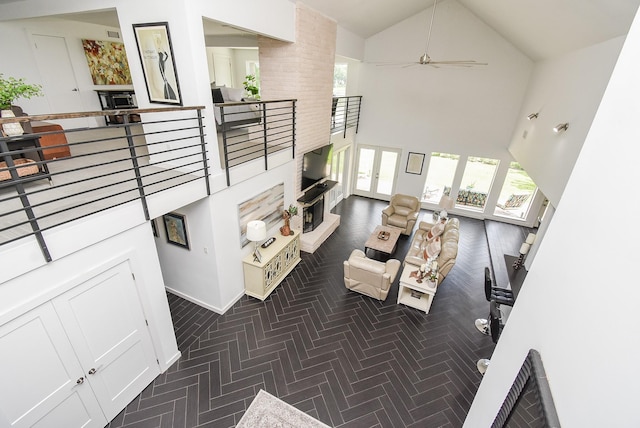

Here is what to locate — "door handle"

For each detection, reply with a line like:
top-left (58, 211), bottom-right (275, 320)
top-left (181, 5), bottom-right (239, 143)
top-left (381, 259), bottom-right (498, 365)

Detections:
top-left (88, 368), bottom-right (97, 375)
top-left (72, 88), bottom-right (79, 92)
top-left (75, 376), bottom-right (84, 385)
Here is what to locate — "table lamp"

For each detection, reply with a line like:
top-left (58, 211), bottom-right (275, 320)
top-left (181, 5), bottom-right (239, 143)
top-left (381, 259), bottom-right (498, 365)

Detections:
top-left (246, 220), bottom-right (267, 262)
top-left (438, 195), bottom-right (454, 220)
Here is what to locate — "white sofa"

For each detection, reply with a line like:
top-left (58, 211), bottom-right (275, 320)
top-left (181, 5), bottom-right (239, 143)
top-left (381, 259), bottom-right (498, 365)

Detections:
top-left (404, 218), bottom-right (460, 284)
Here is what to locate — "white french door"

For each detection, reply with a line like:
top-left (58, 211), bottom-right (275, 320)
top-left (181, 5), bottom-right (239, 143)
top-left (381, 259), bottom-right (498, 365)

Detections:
top-left (353, 145), bottom-right (401, 200)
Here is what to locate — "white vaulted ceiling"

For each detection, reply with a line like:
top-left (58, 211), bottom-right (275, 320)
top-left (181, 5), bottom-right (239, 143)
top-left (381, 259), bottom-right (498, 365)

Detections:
top-left (294, 0), bottom-right (640, 61)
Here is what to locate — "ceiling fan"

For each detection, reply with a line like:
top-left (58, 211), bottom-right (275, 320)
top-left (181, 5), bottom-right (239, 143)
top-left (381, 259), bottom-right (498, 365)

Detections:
top-left (377, 0), bottom-right (487, 68)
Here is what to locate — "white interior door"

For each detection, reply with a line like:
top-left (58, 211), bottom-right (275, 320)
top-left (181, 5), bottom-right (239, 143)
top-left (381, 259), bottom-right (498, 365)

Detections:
top-left (0, 304), bottom-right (106, 428)
top-left (213, 53), bottom-right (234, 87)
top-left (353, 145), bottom-right (400, 200)
top-left (52, 261), bottom-right (160, 421)
top-left (32, 34), bottom-right (88, 128)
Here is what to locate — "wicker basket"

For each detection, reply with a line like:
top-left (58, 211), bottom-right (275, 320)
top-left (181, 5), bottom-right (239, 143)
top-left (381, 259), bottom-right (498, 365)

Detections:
top-left (0, 158), bottom-right (39, 181)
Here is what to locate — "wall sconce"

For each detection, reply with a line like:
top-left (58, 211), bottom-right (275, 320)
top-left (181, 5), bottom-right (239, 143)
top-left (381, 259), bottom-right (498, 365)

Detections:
top-left (553, 123), bottom-right (569, 133)
top-left (527, 113), bottom-right (538, 121)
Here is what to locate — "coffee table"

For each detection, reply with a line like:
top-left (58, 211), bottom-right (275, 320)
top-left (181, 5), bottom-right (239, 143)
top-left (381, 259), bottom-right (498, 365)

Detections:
top-left (364, 225), bottom-right (402, 257)
top-left (397, 265), bottom-right (438, 314)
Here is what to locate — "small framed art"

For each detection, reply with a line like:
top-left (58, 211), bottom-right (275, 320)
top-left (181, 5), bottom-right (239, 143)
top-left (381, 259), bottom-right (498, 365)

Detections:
top-left (163, 212), bottom-right (189, 249)
top-left (406, 152), bottom-right (425, 175)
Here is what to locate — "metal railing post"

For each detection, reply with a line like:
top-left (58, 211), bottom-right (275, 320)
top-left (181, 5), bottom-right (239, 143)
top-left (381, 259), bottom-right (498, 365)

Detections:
top-left (355, 96), bottom-right (362, 134)
top-left (0, 139), bottom-right (52, 262)
top-left (262, 103), bottom-right (268, 171)
top-left (220, 105), bottom-right (231, 187)
top-left (123, 115), bottom-right (150, 220)
top-left (343, 97), bottom-right (350, 138)
top-left (292, 100), bottom-right (297, 159)
top-left (196, 109), bottom-right (211, 195)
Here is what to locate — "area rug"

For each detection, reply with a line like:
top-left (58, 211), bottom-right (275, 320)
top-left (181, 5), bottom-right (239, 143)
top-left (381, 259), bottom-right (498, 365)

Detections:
top-left (236, 390), bottom-right (330, 428)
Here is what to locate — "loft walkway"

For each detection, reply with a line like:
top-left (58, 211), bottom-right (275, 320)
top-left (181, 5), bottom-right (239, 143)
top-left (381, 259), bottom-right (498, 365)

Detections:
top-left (0, 107), bottom-right (210, 262)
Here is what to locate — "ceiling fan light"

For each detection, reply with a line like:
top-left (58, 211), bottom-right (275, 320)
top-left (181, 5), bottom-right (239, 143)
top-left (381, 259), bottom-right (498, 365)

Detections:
top-left (553, 123), bottom-right (569, 133)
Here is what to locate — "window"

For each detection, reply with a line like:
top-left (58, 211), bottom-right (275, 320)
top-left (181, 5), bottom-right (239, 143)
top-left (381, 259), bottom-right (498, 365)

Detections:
top-left (422, 153), bottom-right (459, 203)
top-left (456, 157), bottom-right (499, 210)
top-left (333, 63), bottom-right (347, 96)
top-left (494, 162), bottom-right (537, 219)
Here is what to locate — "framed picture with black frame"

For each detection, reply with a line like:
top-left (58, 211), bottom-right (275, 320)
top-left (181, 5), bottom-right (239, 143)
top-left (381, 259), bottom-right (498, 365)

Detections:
top-left (132, 22), bottom-right (182, 105)
top-left (163, 212), bottom-right (190, 249)
top-left (406, 152), bottom-right (425, 175)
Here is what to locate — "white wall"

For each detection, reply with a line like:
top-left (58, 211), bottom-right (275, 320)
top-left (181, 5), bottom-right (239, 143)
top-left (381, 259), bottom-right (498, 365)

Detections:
top-left (0, 17), bottom-right (128, 126)
top-left (465, 7), bottom-right (640, 427)
top-left (0, 221), bottom-right (180, 371)
top-left (358, 0), bottom-right (532, 201)
top-left (232, 48), bottom-right (259, 91)
top-left (508, 36), bottom-right (625, 207)
top-left (336, 25), bottom-right (364, 61)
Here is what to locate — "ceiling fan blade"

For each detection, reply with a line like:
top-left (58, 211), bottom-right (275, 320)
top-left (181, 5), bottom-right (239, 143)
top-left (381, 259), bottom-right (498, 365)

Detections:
top-left (428, 60), bottom-right (488, 67)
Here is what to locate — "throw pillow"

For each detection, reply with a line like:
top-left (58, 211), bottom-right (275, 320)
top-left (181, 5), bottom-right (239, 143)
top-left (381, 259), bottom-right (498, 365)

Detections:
top-left (212, 88), bottom-right (224, 104)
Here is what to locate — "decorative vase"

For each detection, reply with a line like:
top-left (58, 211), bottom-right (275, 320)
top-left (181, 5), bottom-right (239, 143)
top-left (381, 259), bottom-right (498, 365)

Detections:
top-left (280, 210), bottom-right (293, 236)
top-left (1, 109), bottom-right (24, 136)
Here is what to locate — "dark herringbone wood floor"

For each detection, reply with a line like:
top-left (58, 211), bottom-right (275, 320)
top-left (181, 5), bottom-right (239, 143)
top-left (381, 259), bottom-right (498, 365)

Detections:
top-left (108, 196), bottom-right (525, 428)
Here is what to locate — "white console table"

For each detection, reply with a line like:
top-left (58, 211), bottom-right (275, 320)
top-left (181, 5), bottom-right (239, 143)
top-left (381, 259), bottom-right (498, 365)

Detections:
top-left (242, 230), bottom-right (300, 300)
top-left (397, 265), bottom-right (438, 314)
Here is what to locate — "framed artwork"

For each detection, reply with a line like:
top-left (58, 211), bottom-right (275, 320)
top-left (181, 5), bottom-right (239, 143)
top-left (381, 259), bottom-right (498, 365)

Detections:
top-left (163, 212), bottom-right (189, 249)
top-left (406, 152), bottom-right (425, 175)
top-left (132, 22), bottom-right (182, 105)
top-left (238, 183), bottom-right (284, 248)
top-left (81, 39), bottom-right (132, 85)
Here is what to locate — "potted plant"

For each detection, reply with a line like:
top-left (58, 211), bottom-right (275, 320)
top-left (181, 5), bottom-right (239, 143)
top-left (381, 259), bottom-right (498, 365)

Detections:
top-left (242, 74), bottom-right (260, 100)
top-left (0, 74), bottom-right (43, 136)
top-left (0, 74), bottom-right (43, 111)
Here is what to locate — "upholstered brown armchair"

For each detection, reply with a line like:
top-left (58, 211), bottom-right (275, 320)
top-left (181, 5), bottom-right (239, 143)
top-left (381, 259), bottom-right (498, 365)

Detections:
top-left (381, 194), bottom-right (420, 235)
top-left (344, 249), bottom-right (401, 301)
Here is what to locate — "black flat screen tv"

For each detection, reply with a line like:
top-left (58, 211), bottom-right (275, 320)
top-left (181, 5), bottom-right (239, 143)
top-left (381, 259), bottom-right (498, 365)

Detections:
top-left (301, 144), bottom-right (332, 192)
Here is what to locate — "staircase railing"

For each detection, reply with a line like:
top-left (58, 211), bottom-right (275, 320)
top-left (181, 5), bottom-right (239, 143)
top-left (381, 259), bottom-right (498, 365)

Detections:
top-left (331, 96), bottom-right (362, 137)
top-left (0, 106), bottom-right (208, 262)
top-left (217, 99), bottom-right (296, 186)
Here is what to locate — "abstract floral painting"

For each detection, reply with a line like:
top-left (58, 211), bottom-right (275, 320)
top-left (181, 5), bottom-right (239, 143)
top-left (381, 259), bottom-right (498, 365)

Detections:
top-left (82, 39), bottom-right (133, 85)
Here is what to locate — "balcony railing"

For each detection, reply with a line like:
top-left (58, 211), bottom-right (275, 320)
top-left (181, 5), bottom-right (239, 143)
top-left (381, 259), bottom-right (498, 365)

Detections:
top-left (0, 107), bottom-right (209, 262)
top-left (331, 96), bottom-right (362, 137)
top-left (217, 99), bottom-right (296, 186)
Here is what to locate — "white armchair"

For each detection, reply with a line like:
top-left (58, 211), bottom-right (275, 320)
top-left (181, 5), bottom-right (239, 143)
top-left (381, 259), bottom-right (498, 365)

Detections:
top-left (381, 194), bottom-right (421, 235)
top-left (343, 249), bottom-right (401, 301)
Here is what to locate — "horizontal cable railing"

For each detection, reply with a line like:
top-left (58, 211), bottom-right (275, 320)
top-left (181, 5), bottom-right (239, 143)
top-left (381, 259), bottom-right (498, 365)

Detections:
top-left (217, 99), bottom-right (296, 186)
top-left (0, 106), bottom-right (209, 262)
top-left (331, 96), bottom-right (362, 137)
